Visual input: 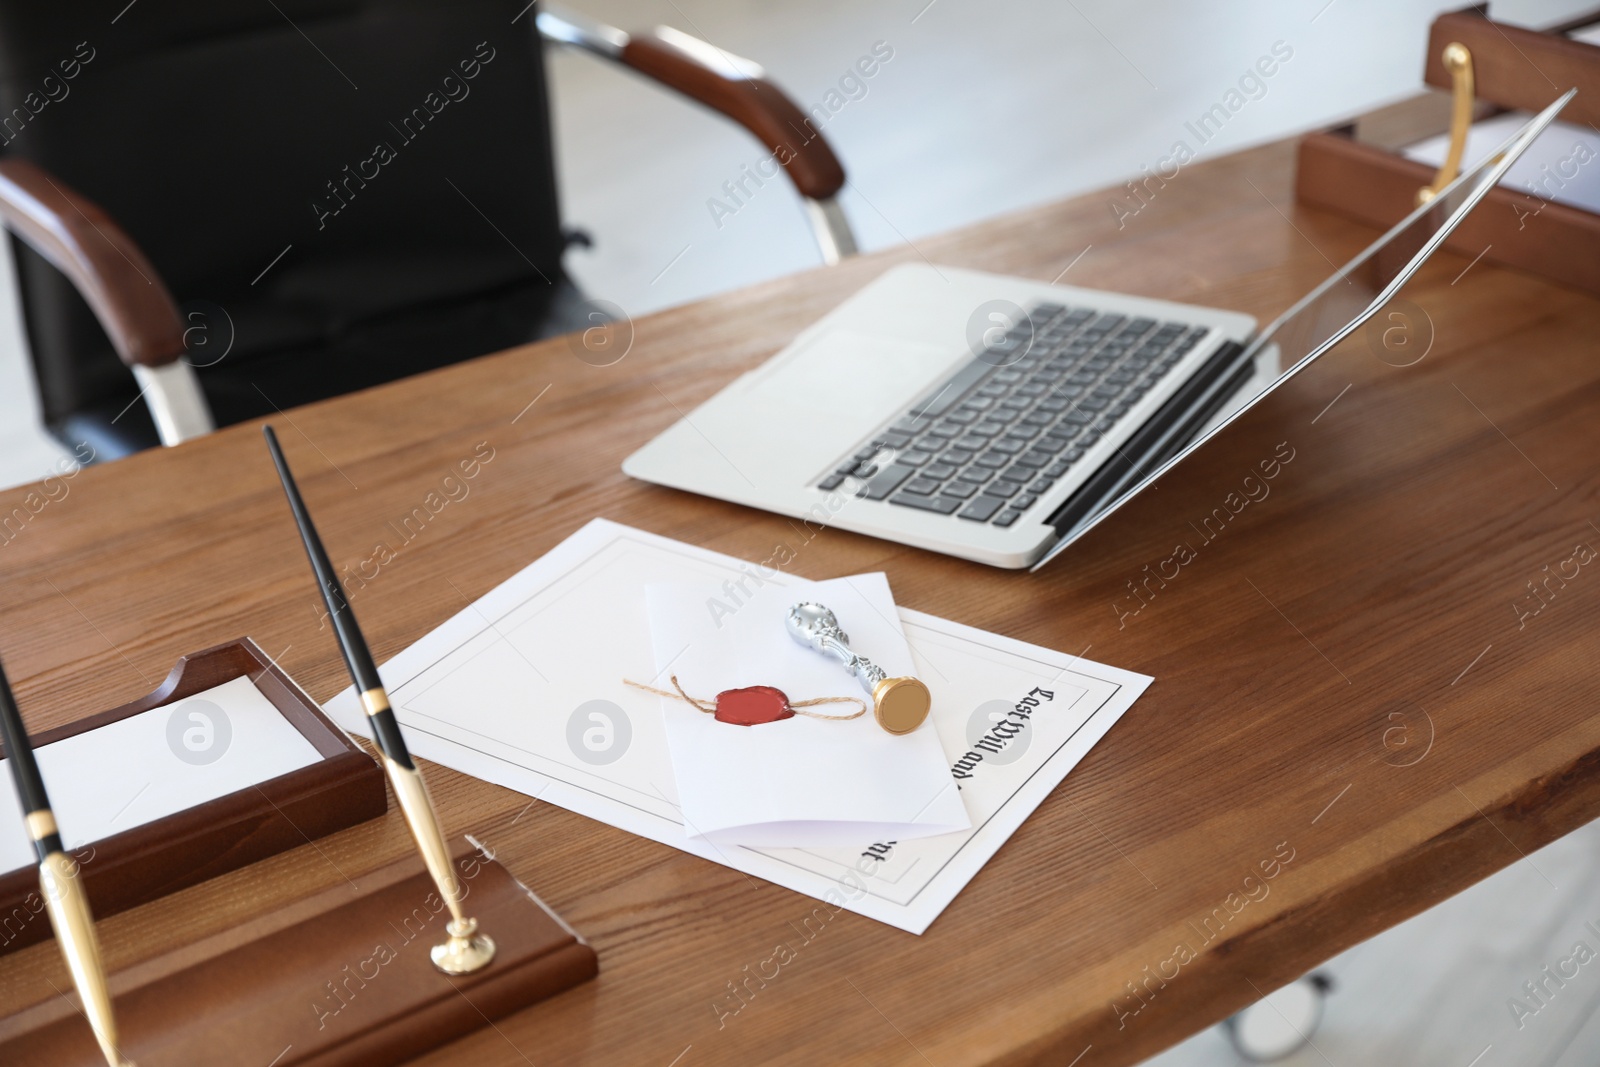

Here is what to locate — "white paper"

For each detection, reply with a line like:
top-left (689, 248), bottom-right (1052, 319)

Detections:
top-left (0, 675), bottom-right (324, 873)
top-left (325, 519), bottom-right (1152, 933)
top-left (1402, 111), bottom-right (1600, 215)
top-left (645, 574), bottom-right (969, 848)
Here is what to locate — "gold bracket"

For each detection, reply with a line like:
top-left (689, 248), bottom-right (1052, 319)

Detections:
top-left (1417, 42), bottom-right (1475, 206)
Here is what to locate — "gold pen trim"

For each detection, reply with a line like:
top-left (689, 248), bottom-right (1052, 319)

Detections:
top-left (25, 809), bottom-right (57, 841)
top-left (380, 757), bottom-right (495, 974)
top-left (360, 687), bottom-right (390, 717)
top-left (40, 852), bottom-right (134, 1066)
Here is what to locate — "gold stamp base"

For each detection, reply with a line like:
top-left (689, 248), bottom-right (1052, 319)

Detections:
top-left (872, 677), bottom-right (931, 735)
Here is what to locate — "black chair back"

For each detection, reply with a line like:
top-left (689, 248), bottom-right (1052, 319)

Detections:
top-left (0, 1), bottom-right (568, 453)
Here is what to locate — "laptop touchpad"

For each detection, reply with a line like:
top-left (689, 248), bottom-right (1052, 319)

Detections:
top-left (743, 328), bottom-right (953, 429)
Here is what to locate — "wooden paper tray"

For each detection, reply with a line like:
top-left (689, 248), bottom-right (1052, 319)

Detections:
top-left (1295, 6), bottom-right (1600, 297)
top-left (0, 637), bottom-right (385, 955)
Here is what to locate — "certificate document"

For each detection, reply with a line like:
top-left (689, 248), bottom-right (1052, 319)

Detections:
top-left (324, 519), bottom-right (1151, 933)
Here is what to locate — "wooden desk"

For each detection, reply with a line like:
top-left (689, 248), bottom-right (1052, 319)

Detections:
top-left (1, 118), bottom-right (1597, 1066)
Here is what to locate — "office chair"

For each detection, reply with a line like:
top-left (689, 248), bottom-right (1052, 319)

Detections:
top-left (0, 2), bottom-right (856, 460)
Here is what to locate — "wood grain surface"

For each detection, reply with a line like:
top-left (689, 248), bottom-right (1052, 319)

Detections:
top-left (0, 115), bottom-right (1595, 1066)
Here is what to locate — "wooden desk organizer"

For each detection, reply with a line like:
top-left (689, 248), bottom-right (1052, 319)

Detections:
top-left (0, 637), bottom-right (385, 955)
top-left (0, 843), bottom-right (598, 1066)
top-left (1296, 5), bottom-right (1600, 296)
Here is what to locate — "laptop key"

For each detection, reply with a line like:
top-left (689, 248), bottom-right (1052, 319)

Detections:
top-left (858, 463), bottom-right (913, 500)
top-left (902, 477), bottom-right (941, 495)
top-left (942, 448), bottom-right (975, 465)
top-left (1013, 493), bottom-right (1038, 510)
top-left (818, 473), bottom-right (845, 491)
top-left (992, 509), bottom-right (1022, 527)
top-left (958, 496), bottom-right (1006, 522)
top-left (958, 467), bottom-right (993, 483)
top-left (986, 480), bottom-right (1019, 498)
top-left (877, 431), bottom-right (912, 449)
top-left (1030, 478), bottom-right (1054, 494)
top-left (890, 492), bottom-right (962, 515)
top-left (909, 359), bottom-right (993, 417)
top-left (999, 463), bottom-right (1036, 485)
top-left (925, 462), bottom-right (958, 479)
top-left (974, 451), bottom-right (1010, 468)
top-left (943, 480), bottom-right (977, 499)
top-left (898, 450), bottom-right (934, 467)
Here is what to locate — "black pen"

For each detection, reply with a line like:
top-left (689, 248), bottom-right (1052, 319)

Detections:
top-left (0, 654), bottom-right (133, 1066)
top-left (262, 425), bottom-right (495, 974)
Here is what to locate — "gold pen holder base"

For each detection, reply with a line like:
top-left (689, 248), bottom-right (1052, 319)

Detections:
top-left (431, 917), bottom-right (497, 975)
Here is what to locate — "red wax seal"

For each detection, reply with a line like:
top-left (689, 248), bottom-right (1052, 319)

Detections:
top-left (713, 686), bottom-right (794, 726)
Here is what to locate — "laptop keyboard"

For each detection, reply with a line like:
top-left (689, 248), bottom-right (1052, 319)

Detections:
top-left (816, 303), bottom-right (1209, 527)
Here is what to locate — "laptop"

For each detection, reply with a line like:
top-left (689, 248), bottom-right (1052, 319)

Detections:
top-left (625, 93), bottom-right (1574, 569)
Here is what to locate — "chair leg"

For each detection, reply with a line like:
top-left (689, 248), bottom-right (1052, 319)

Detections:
top-left (803, 196), bottom-right (859, 264)
top-left (130, 361), bottom-right (215, 446)
top-left (1221, 972), bottom-right (1334, 1061)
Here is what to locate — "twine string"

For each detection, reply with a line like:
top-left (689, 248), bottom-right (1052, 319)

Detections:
top-left (624, 676), bottom-right (866, 721)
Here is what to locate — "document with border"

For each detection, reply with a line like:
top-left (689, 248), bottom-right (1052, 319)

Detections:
top-left (324, 519), bottom-right (1151, 933)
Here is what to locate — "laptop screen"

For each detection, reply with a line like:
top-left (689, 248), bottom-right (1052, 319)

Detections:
top-left (1034, 89), bottom-right (1576, 571)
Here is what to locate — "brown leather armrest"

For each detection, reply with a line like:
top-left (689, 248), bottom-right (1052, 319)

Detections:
top-left (0, 159), bottom-right (184, 368)
top-left (620, 29), bottom-right (846, 201)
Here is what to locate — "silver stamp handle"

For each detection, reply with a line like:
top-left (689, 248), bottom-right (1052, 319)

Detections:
top-left (785, 602), bottom-right (886, 694)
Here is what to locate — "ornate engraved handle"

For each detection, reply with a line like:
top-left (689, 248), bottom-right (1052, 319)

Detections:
top-left (786, 602), bottom-right (887, 692)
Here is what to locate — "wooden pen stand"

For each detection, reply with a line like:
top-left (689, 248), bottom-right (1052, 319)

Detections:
top-left (0, 842), bottom-right (597, 1066)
